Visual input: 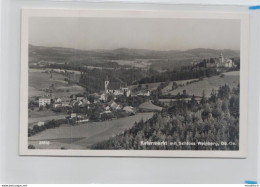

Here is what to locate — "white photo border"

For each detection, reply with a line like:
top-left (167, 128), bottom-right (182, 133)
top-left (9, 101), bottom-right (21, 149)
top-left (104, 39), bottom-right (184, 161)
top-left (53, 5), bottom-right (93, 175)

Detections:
top-left (20, 8), bottom-right (249, 158)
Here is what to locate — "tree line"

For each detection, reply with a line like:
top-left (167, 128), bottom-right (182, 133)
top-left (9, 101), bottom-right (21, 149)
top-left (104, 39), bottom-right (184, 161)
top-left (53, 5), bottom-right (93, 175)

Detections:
top-left (28, 119), bottom-right (76, 137)
top-left (138, 66), bottom-right (219, 84)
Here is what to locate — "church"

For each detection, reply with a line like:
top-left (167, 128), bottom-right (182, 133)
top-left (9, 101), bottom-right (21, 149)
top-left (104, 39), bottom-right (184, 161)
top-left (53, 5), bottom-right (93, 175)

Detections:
top-left (104, 76), bottom-right (131, 97)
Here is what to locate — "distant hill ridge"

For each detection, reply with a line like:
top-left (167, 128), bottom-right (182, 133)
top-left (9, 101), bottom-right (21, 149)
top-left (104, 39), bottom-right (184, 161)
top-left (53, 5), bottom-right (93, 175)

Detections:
top-left (29, 44), bottom-right (240, 70)
top-left (29, 44), bottom-right (239, 58)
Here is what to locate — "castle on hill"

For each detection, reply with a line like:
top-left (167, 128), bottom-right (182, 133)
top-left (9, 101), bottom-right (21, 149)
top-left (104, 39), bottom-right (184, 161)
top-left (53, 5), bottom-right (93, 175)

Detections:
top-left (205, 53), bottom-right (236, 70)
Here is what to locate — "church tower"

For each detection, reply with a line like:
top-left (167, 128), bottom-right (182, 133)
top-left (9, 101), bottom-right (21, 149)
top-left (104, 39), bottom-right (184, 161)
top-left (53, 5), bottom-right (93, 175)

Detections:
top-left (105, 76), bottom-right (109, 93)
top-left (220, 52), bottom-right (224, 64)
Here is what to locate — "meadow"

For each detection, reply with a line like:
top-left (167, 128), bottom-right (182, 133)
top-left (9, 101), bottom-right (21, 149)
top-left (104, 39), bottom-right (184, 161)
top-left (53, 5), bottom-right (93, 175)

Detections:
top-left (29, 68), bottom-right (85, 98)
top-left (111, 59), bottom-right (151, 69)
top-left (165, 71), bottom-right (239, 97)
top-left (139, 100), bottom-right (162, 111)
top-left (161, 79), bottom-right (199, 94)
top-left (28, 112), bottom-right (154, 149)
top-left (28, 113), bottom-right (66, 128)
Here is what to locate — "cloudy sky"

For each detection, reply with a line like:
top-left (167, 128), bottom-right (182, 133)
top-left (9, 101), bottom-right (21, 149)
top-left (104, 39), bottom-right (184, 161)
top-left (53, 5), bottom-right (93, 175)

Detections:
top-left (29, 17), bottom-right (240, 51)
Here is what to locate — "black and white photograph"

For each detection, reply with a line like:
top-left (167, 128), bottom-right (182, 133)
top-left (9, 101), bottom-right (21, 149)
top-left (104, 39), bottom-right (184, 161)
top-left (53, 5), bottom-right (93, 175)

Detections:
top-left (20, 9), bottom-right (249, 157)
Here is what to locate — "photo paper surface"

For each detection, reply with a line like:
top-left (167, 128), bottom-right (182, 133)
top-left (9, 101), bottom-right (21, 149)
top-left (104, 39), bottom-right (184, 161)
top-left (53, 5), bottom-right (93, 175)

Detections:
top-left (20, 9), bottom-right (249, 157)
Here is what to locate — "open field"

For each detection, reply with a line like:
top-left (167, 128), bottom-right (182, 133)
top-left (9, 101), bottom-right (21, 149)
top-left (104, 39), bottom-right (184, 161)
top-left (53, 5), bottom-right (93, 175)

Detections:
top-left (29, 115), bottom-right (66, 127)
top-left (165, 71), bottom-right (239, 97)
top-left (29, 109), bottom-right (57, 118)
top-left (139, 100), bottom-right (162, 111)
top-left (28, 112), bottom-right (154, 149)
top-left (28, 109), bottom-right (66, 127)
top-left (111, 59), bottom-right (151, 69)
top-left (29, 68), bottom-right (85, 98)
top-left (29, 86), bottom-right (45, 98)
top-left (161, 79), bottom-right (199, 94)
top-left (28, 139), bottom-right (86, 149)
top-left (29, 69), bottom-right (66, 89)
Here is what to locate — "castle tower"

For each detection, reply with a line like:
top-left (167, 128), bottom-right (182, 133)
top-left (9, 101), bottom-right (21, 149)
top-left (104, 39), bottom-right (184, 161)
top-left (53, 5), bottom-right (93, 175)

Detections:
top-left (105, 76), bottom-right (109, 93)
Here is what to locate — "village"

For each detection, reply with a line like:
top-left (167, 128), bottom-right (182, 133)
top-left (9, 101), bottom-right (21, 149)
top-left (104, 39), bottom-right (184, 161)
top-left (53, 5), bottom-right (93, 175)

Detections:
top-left (31, 73), bottom-right (152, 128)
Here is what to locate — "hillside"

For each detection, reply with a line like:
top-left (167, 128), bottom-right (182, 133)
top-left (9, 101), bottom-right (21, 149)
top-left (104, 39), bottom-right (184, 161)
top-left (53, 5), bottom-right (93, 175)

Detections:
top-left (165, 71), bottom-right (239, 97)
top-left (92, 83), bottom-right (240, 151)
top-left (28, 112), bottom-right (154, 149)
top-left (29, 45), bottom-right (240, 71)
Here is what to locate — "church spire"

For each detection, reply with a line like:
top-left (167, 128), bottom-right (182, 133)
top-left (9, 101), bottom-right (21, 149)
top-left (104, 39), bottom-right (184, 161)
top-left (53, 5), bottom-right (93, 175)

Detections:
top-left (105, 76), bottom-right (109, 93)
top-left (220, 52), bottom-right (224, 64)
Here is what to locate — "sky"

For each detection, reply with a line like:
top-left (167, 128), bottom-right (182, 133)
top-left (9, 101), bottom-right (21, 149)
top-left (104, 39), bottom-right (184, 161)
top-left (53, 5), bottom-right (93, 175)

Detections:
top-left (29, 17), bottom-right (240, 51)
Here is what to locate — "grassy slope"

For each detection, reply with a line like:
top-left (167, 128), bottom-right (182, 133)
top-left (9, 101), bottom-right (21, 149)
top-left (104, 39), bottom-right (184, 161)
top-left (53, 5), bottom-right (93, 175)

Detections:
top-left (165, 71), bottom-right (239, 97)
top-left (28, 140), bottom-right (86, 150)
top-left (28, 115), bottom-right (66, 126)
top-left (29, 69), bottom-right (85, 98)
top-left (161, 79), bottom-right (199, 94)
top-left (28, 112), bottom-right (154, 149)
top-left (139, 100), bottom-right (162, 111)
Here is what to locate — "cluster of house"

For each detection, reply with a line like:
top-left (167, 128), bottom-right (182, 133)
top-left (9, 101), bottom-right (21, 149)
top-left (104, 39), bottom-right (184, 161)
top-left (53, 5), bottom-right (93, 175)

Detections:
top-left (38, 95), bottom-right (90, 108)
top-left (35, 75), bottom-right (152, 127)
top-left (35, 112), bottom-right (89, 129)
top-left (39, 76), bottom-right (152, 108)
top-left (55, 96), bottom-right (91, 108)
top-left (39, 95), bottom-right (135, 113)
top-left (68, 113), bottom-right (89, 122)
top-left (36, 94), bottom-right (135, 127)
top-left (100, 100), bottom-right (135, 115)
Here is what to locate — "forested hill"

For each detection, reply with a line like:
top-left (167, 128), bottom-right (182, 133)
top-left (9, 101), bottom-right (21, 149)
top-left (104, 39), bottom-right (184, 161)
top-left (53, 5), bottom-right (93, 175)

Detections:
top-left (92, 84), bottom-right (240, 151)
